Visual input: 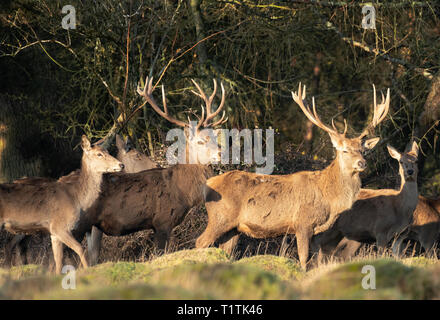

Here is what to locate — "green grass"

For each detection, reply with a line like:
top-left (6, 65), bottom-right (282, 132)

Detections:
top-left (303, 259), bottom-right (436, 299)
top-left (1, 249), bottom-right (440, 299)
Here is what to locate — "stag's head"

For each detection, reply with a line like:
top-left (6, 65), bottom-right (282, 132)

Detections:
top-left (137, 77), bottom-right (227, 165)
top-left (387, 141), bottom-right (419, 182)
top-left (81, 135), bottom-right (124, 173)
top-left (292, 84), bottom-right (390, 174)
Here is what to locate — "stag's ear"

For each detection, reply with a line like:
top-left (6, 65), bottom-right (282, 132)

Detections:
top-left (115, 134), bottom-right (125, 152)
top-left (387, 145), bottom-right (401, 161)
top-left (363, 137), bottom-right (380, 150)
top-left (81, 135), bottom-right (92, 151)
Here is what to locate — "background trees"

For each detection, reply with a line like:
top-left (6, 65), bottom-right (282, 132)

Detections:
top-left (0, 0), bottom-right (439, 195)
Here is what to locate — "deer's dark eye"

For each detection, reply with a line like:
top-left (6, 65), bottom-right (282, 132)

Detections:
top-left (197, 141), bottom-right (204, 145)
top-left (97, 153), bottom-right (103, 157)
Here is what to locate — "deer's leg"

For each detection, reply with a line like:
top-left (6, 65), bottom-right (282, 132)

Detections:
top-left (50, 235), bottom-right (64, 274)
top-left (338, 239), bottom-right (362, 260)
top-left (5, 234), bottom-right (26, 267)
top-left (86, 226), bottom-right (103, 266)
top-left (218, 229), bottom-right (240, 255)
top-left (311, 231), bottom-right (342, 264)
top-left (153, 229), bottom-right (171, 251)
top-left (196, 219), bottom-right (235, 249)
top-left (376, 234), bottom-right (389, 256)
top-left (16, 236), bottom-right (28, 265)
top-left (296, 230), bottom-right (312, 270)
top-left (54, 230), bottom-right (88, 270)
top-left (392, 236), bottom-right (406, 257)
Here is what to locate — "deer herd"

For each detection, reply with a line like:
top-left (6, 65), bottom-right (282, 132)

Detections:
top-left (0, 76), bottom-right (439, 273)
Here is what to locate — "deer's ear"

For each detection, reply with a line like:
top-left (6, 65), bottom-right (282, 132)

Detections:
top-left (81, 135), bottom-right (91, 151)
top-left (363, 137), bottom-right (380, 150)
top-left (410, 141), bottom-right (419, 157)
top-left (329, 133), bottom-right (344, 151)
top-left (387, 145), bottom-right (401, 160)
top-left (115, 134), bottom-right (125, 151)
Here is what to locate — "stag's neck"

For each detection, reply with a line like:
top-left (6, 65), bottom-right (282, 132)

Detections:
top-left (322, 154), bottom-right (361, 212)
top-left (311, 155), bottom-right (361, 235)
top-left (74, 160), bottom-right (103, 211)
top-left (177, 164), bottom-right (213, 207)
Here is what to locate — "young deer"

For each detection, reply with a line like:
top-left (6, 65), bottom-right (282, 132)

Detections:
top-left (115, 134), bottom-right (159, 172)
top-left (312, 141), bottom-right (419, 259)
top-left (6, 134), bottom-right (160, 267)
top-left (0, 136), bottom-right (123, 273)
top-left (84, 77), bottom-right (227, 263)
top-left (392, 196), bottom-right (440, 256)
top-left (196, 83), bottom-right (389, 269)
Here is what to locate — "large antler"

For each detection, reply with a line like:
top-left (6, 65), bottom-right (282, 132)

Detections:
top-left (137, 76), bottom-right (189, 128)
top-left (137, 76), bottom-right (227, 130)
top-left (359, 84), bottom-right (390, 138)
top-left (190, 79), bottom-right (227, 130)
top-left (291, 83), bottom-right (348, 136)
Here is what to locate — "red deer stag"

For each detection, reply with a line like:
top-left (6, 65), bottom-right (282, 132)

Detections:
top-left (196, 83), bottom-right (389, 270)
top-left (0, 136), bottom-right (123, 273)
top-left (84, 76), bottom-right (227, 262)
top-left (312, 141), bottom-right (419, 260)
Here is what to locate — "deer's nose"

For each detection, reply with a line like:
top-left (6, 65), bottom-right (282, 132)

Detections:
top-left (356, 160), bottom-right (366, 171)
top-left (407, 169), bottom-right (414, 176)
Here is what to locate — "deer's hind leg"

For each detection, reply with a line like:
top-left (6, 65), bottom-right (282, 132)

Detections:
top-left (51, 235), bottom-right (64, 274)
top-left (5, 234), bottom-right (27, 267)
top-left (87, 226), bottom-right (103, 266)
top-left (52, 229), bottom-right (88, 271)
top-left (218, 229), bottom-right (240, 255)
top-left (296, 229), bottom-right (313, 271)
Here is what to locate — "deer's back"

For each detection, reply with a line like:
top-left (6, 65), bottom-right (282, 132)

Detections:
top-left (91, 164), bottom-right (212, 235)
top-left (337, 188), bottom-right (414, 241)
top-left (0, 181), bottom-right (75, 233)
top-left (206, 170), bottom-right (334, 236)
top-left (412, 196), bottom-right (440, 226)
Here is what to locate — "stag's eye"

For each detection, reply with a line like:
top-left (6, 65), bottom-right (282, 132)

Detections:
top-left (197, 141), bottom-right (204, 145)
top-left (97, 153), bottom-right (103, 157)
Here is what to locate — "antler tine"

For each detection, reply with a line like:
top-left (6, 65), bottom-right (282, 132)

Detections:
top-left (292, 83), bottom-right (339, 135)
top-left (203, 81), bottom-right (226, 127)
top-left (359, 84), bottom-right (390, 138)
top-left (195, 105), bottom-right (205, 131)
top-left (190, 79), bottom-right (226, 128)
top-left (137, 76), bottom-right (188, 128)
top-left (191, 79), bottom-right (207, 101)
top-left (343, 119), bottom-right (348, 135)
top-left (208, 79), bottom-right (218, 112)
top-left (373, 88), bottom-right (390, 126)
top-left (206, 111), bottom-right (228, 128)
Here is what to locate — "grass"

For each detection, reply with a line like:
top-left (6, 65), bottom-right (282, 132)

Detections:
top-left (1, 248), bottom-right (440, 299)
